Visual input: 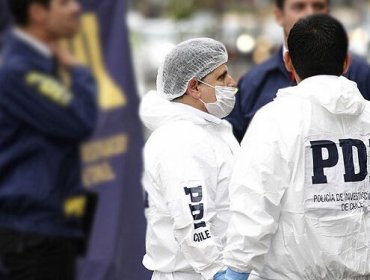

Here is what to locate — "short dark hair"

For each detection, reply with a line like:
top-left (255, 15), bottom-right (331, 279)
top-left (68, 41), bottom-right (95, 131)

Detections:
top-left (7, 0), bottom-right (51, 26)
top-left (287, 14), bottom-right (348, 80)
top-left (275, 0), bottom-right (330, 10)
top-left (275, 0), bottom-right (284, 9)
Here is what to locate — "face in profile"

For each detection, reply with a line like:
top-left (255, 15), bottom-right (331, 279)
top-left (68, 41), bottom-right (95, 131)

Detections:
top-left (44, 0), bottom-right (82, 39)
top-left (275, 0), bottom-right (329, 41)
top-left (198, 64), bottom-right (236, 104)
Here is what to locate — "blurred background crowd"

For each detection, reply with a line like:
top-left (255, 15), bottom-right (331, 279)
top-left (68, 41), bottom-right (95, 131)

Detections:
top-left (127, 0), bottom-right (370, 99)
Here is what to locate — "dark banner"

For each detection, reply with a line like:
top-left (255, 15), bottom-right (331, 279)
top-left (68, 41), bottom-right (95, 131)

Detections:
top-left (73, 1), bottom-right (149, 279)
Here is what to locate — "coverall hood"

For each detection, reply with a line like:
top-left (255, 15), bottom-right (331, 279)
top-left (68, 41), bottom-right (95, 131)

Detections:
top-left (139, 90), bottom-right (222, 132)
top-left (277, 75), bottom-right (366, 116)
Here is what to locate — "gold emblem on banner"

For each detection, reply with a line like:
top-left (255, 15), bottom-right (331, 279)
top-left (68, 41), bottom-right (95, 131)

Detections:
top-left (61, 13), bottom-right (127, 110)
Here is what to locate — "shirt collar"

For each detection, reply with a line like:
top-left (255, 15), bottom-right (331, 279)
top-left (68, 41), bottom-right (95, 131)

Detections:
top-left (12, 28), bottom-right (52, 58)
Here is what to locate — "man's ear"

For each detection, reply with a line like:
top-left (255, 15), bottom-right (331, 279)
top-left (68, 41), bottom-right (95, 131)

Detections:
top-left (342, 53), bottom-right (351, 74)
top-left (274, 7), bottom-right (284, 27)
top-left (186, 77), bottom-right (201, 99)
top-left (283, 51), bottom-right (294, 73)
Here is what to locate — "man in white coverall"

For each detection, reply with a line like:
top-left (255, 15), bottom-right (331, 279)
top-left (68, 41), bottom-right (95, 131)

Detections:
top-left (140, 38), bottom-right (240, 280)
top-left (223, 14), bottom-right (370, 280)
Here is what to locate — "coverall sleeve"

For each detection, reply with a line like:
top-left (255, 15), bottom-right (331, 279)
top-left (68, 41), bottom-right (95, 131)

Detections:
top-left (157, 131), bottom-right (225, 280)
top-left (0, 65), bottom-right (98, 140)
top-left (223, 106), bottom-right (290, 273)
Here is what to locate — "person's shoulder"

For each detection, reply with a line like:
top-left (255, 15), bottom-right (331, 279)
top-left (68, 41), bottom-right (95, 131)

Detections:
top-left (143, 124), bottom-right (210, 166)
top-left (0, 55), bottom-right (30, 75)
top-left (158, 120), bottom-right (208, 142)
top-left (257, 88), bottom-right (305, 120)
top-left (362, 100), bottom-right (370, 114)
top-left (246, 91), bottom-right (307, 147)
top-left (146, 120), bottom-right (206, 145)
top-left (1, 39), bottom-right (31, 70)
top-left (357, 101), bottom-right (370, 131)
top-left (0, 59), bottom-right (33, 88)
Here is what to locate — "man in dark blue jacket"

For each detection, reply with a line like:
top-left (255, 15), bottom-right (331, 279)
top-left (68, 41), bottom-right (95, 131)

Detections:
top-left (226, 0), bottom-right (370, 143)
top-left (0, 0), bottom-right (98, 279)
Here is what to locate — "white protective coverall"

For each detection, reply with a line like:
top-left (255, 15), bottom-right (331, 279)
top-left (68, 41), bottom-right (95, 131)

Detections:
top-left (224, 75), bottom-right (370, 280)
top-left (140, 91), bottom-right (239, 280)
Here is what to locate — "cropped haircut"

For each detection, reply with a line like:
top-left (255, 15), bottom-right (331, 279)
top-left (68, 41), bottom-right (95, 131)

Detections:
top-left (7, 0), bottom-right (51, 26)
top-left (287, 14), bottom-right (348, 80)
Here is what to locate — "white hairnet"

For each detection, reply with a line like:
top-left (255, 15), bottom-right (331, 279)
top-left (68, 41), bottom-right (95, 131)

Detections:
top-left (156, 38), bottom-right (228, 101)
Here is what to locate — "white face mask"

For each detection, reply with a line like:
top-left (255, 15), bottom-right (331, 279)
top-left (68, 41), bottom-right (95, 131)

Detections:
top-left (198, 80), bottom-right (238, 118)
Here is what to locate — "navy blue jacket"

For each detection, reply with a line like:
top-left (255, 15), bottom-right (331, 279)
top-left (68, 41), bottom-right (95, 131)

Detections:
top-left (0, 33), bottom-right (98, 237)
top-left (226, 48), bottom-right (370, 142)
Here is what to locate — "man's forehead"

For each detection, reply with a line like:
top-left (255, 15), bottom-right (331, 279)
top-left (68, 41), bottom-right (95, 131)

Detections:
top-left (210, 64), bottom-right (228, 75)
top-left (284, 0), bottom-right (328, 6)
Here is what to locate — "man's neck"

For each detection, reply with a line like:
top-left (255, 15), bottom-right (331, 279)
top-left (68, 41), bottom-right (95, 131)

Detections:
top-left (13, 27), bottom-right (53, 57)
top-left (174, 95), bottom-right (207, 113)
top-left (19, 26), bottom-right (55, 45)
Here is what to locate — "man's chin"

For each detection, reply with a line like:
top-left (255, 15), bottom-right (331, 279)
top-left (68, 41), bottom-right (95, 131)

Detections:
top-left (59, 27), bottom-right (80, 39)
